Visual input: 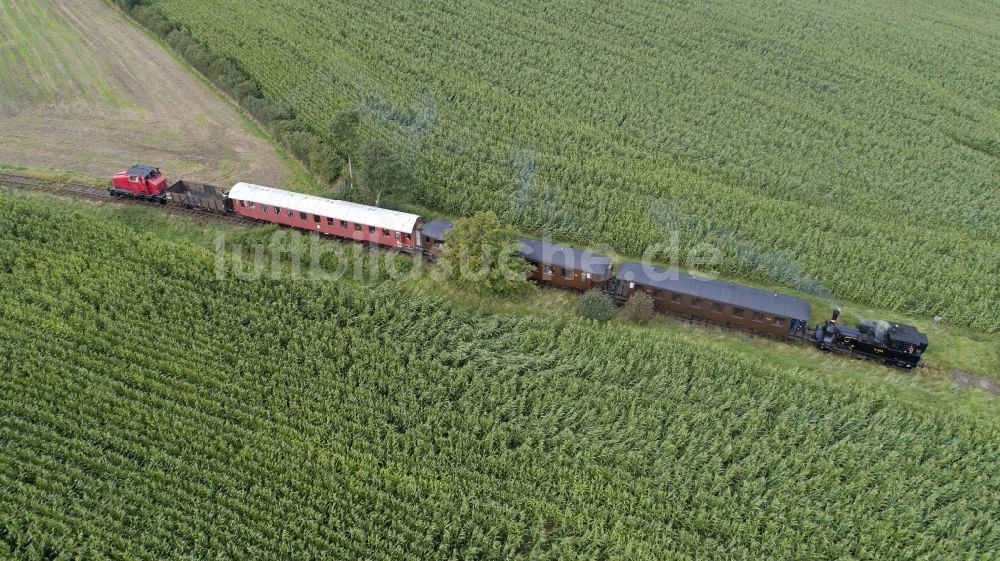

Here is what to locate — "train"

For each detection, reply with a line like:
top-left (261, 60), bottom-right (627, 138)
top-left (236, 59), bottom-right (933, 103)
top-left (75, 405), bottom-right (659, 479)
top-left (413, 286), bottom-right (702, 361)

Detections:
top-left (110, 164), bottom-right (929, 369)
top-left (814, 310), bottom-right (928, 369)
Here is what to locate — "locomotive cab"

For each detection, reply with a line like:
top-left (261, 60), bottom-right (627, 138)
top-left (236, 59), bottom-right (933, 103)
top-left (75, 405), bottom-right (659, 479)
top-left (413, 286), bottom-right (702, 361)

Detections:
top-left (885, 323), bottom-right (928, 357)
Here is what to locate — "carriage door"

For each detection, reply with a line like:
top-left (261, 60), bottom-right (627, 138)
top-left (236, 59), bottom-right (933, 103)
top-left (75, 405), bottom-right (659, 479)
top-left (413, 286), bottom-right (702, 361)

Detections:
top-left (611, 279), bottom-right (632, 299)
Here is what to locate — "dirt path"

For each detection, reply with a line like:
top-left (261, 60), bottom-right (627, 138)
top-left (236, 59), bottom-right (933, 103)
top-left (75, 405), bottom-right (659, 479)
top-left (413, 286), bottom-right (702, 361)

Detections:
top-left (0, 0), bottom-right (293, 187)
top-left (952, 370), bottom-right (1000, 396)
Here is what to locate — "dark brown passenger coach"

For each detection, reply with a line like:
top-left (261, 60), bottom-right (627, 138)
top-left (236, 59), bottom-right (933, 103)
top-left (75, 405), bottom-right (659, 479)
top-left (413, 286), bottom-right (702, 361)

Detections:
top-left (420, 220), bottom-right (454, 258)
top-left (610, 262), bottom-right (811, 337)
top-left (517, 238), bottom-right (614, 291)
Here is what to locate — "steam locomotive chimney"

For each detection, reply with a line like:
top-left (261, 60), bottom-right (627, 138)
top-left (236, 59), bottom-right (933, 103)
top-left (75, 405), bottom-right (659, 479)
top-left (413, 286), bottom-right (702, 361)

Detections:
top-left (831, 308), bottom-right (840, 323)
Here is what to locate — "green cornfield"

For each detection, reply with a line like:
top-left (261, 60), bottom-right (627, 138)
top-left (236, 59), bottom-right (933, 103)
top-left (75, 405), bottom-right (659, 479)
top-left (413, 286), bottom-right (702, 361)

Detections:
top-left (2, 194), bottom-right (998, 558)
top-left (141, 0), bottom-right (1000, 332)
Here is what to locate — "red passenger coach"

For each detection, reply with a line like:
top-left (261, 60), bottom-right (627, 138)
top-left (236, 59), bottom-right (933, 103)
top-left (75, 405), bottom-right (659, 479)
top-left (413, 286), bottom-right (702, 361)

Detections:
top-left (228, 182), bottom-right (422, 250)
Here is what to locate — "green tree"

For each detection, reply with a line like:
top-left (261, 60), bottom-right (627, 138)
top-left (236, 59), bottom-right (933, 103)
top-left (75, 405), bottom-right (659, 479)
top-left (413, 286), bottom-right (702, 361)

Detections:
top-left (330, 109), bottom-right (361, 185)
top-left (358, 141), bottom-right (413, 206)
top-left (438, 212), bottom-right (532, 296)
top-left (309, 144), bottom-right (345, 184)
top-left (578, 288), bottom-right (616, 322)
top-left (625, 290), bottom-right (655, 322)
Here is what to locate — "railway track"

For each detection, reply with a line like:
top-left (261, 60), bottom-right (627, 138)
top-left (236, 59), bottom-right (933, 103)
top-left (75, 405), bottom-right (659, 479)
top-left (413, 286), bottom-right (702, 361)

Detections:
top-left (0, 172), bottom-right (108, 199)
top-left (0, 172), bottom-right (247, 225)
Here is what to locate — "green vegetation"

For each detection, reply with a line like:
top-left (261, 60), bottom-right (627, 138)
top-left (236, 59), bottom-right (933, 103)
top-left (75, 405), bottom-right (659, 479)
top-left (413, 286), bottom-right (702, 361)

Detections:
top-left (223, 223), bottom-right (424, 284)
top-left (577, 288), bottom-right (616, 322)
top-left (0, 0), bottom-right (303, 191)
top-left (0, 0), bottom-right (128, 108)
top-left (120, 0), bottom-right (1000, 333)
top-left (0, 164), bottom-right (105, 188)
top-left (438, 211), bottom-right (532, 296)
top-left (625, 291), bottom-right (655, 323)
top-left (3, 187), bottom-right (1000, 559)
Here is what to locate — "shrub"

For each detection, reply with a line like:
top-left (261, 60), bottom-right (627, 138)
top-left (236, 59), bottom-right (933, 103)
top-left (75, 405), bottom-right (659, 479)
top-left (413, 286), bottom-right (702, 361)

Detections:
top-left (625, 291), bottom-right (655, 323)
top-left (578, 289), bottom-right (616, 322)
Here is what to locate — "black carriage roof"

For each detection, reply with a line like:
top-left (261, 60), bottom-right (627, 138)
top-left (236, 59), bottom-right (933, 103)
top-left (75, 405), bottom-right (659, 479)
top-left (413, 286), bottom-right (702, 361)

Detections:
top-left (422, 219), bottom-right (454, 240)
top-left (889, 323), bottom-right (928, 346)
top-left (517, 238), bottom-right (613, 275)
top-left (126, 165), bottom-right (159, 177)
top-left (616, 261), bottom-right (812, 320)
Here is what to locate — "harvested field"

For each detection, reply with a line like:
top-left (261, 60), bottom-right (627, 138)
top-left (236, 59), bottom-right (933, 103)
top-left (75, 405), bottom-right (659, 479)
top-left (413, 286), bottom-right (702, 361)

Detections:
top-left (0, 0), bottom-right (292, 186)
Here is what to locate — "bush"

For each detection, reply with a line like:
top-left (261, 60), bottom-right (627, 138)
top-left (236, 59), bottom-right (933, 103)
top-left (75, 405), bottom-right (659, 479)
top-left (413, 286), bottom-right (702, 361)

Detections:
top-left (245, 96), bottom-right (290, 126)
top-left (310, 145), bottom-right (346, 184)
top-left (578, 289), bottom-right (616, 322)
top-left (284, 131), bottom-right (318, 162)
top-left (625, 291), bottom-right (655, 322)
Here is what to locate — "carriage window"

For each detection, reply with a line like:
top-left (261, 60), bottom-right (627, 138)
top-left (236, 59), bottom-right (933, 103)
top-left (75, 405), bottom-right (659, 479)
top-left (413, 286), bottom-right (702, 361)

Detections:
top-left (711, 302), bottom-right (724, 314)
top-left (287, 209), bottom-right (294, 217)
top-left (629, 282), bottom-right (635, 289)
top-left (691, 298), bottom-right (703, 308)
top-left (752, 312), bottom-right (764, 322)
top-left (274, 207), bottom-right (280, 215)
top-left (340, 220), bottom-right (348, 229)
top-left (299, 211), bottom-right (307, 220)
top-left (314, 214), bottom-right (320, 223)
top-left (261, 205), bottom-right (268, 212)
top-left (773, 317), bottom-right (785, 327)
top-left (670, 292), bottom-right (682, 303)
top-left (404, 233), bottom-right (411, 240)
top-left (382, 229), bottom-right (391, 236)
top-left (394, 232), bottom-right (401, 239)
top-left (562, 267), bottom-right (573, 279)
top-left (544, 264), bottom-right (554, 275)
top-left (732, 308), bottom-right (745, 318)
top-left (354, 223), bottom-right (362, 231)
top-left (326, 217), bottom-right (333, 225)
top-left (248, 202), bottom-right (255, 209)
top-left (369, 226), bottom-right (376, 235)
top-left (585, 273), bottom-right (592, 280)
top-left (239, 200), bottom-right (245, 207)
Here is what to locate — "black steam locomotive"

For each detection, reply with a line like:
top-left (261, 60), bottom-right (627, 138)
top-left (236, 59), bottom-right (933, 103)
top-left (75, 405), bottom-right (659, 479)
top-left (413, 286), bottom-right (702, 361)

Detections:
top-left (813, 309), bottom-right (928, 369)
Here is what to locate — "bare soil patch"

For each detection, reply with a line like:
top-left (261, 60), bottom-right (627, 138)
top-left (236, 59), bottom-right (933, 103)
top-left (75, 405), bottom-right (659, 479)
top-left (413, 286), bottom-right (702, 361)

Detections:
top-left (951, 369), bottom-right (1000, 396)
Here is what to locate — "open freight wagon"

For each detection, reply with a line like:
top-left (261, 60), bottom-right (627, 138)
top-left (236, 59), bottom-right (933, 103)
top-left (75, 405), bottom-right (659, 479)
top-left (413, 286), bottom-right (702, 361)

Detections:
top-left (165, 180), bottom-right (228, 213)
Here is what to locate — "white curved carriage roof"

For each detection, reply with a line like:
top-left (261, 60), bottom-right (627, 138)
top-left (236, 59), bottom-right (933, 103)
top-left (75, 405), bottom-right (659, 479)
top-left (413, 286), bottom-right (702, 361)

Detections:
top-left (229, 182), bottom-right (421, 232)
